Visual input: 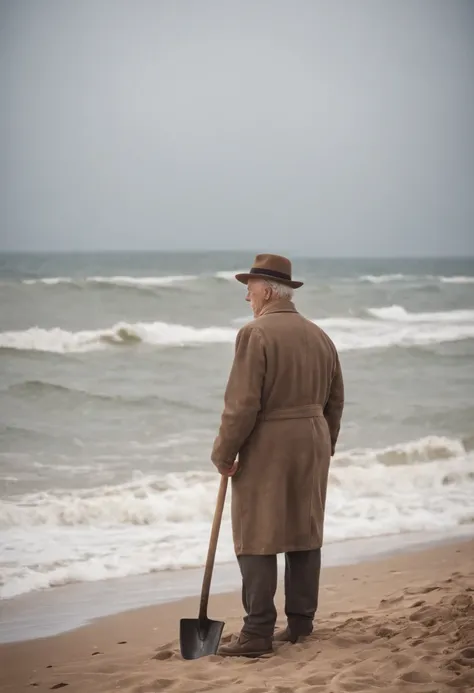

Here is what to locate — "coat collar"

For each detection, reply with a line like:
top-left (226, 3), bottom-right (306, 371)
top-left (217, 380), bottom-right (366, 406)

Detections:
top-left (259, 299), bottom-right (298, 317)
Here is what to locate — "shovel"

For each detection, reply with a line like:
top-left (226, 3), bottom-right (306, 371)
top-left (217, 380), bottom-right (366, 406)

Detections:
top-left (179, 475), bottom-right (229, 660)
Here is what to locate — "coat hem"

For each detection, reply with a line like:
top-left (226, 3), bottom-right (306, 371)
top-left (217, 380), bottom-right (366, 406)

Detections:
top-left (234, 542), bottom-right (323, 556)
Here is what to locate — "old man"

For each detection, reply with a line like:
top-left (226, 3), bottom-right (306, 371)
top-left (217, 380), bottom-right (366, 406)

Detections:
top-left (211, 253), bottom-right (344, 658)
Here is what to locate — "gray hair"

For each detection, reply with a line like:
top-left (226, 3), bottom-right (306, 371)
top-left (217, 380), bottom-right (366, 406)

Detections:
top-left (262, 278), bottom-right (294, 300)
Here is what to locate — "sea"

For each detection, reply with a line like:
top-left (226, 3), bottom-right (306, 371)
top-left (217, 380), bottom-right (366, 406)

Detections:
top-left (1, 252), bottom-right (474, 610)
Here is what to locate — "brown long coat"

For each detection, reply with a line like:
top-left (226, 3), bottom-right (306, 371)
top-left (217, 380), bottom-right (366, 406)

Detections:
top-left (211, 299), bottom-right (344, 556)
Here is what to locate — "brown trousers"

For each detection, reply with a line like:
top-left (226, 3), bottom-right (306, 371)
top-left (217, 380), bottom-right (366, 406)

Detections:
top-left (237, 549), bottom-right (321, 639)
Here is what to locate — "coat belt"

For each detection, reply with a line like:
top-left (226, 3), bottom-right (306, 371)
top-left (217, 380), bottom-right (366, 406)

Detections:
top-left (258, 404), bottom-right (323, 421)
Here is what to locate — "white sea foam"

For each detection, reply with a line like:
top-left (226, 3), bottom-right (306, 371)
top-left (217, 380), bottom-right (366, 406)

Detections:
top-left (0, 323), bottom-right (237, 353)
top-left (439, 276), bottom-right (474, 284)
top-left (367, 305), bottom-right (474, 323)
top-left (21, 271), bottom-right (247, 287)
top-left (360, 274), bottom-right (474, 285)
top-left (1, 305), bottom-right (473, 353)
top-left (1, 436), bottom-right (472, 599)
top-left (22, 275), bottom-right (197, 287)
top-left (0, 472), bottom-right (220, 528)
top-left (359, 273), bottom-right (409, 283)
top-left (214, 270), bottom-right (247, 280)
top-left (88, 275), bottom-right (198, 286)
top-left (317, 304), bottom-right (474, 351)
top-left (23, 277), bottom-right (74, 285)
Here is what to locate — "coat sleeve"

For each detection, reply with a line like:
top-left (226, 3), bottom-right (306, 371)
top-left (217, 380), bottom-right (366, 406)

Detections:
top-left (324, 353), bottom-right (344, 456)
top-left (211, 324), bottom-right (265, 471)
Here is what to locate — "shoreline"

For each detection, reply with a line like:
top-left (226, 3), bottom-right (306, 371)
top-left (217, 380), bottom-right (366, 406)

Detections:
top-left (0, 536), bottom-right (473, 693)
top-left (1, 526), bottom-right (473, 645)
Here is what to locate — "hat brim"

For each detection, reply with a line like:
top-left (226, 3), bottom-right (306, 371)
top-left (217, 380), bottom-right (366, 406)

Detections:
top-left (235, 272), bottom-right (303, 289)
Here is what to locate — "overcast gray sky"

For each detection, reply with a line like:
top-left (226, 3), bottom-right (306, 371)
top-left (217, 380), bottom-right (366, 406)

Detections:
top-left (1, 0), bottom-right (473, 255)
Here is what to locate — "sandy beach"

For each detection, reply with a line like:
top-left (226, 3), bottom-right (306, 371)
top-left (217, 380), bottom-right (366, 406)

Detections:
top-left (1, 538), bottom-right (473, 693)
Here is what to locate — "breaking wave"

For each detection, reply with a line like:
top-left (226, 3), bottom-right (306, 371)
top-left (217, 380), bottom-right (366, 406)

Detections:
top-left (22, 275), bottom-right (198, 287)
top-left (0, 322), bottom-right (237, 353)
top-left (359, 274), bottom-right (474, 285)
top-left (439, 276), bottom-right (474, 284)
top-left (1, 436), bottom-right (473, 599)
top-left (359, 274), bottom-right (408, 283)
top-left (19, 271), bottom-right (248, 290)
top-left (1, 305), bottom-right (473, 354)
top-left (366, 305), bottom-right (474, 323)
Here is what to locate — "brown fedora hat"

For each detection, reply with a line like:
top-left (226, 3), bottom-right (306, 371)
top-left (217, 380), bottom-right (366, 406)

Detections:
top-left (235, 254), bottom-right (303, 289)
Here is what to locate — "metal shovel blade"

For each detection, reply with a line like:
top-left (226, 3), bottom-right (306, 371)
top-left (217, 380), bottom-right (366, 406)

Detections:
top-left (179, 477), bottom-right (228, 660)
top-left (179, 617), bottom-right (225, 660)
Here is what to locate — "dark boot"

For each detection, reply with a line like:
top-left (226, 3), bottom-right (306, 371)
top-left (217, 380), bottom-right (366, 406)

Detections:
top-left (218, 633), bottom-right (273, 658)
top-left (273, 626), bottom-right (308, 644)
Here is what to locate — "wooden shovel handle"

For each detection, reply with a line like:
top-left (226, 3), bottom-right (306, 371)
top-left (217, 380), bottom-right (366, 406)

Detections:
top-left (198, 475), bottom-right (229, 621)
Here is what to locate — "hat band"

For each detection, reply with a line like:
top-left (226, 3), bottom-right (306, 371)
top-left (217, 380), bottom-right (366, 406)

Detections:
top-left (250, 267), bottom-right (291, 281)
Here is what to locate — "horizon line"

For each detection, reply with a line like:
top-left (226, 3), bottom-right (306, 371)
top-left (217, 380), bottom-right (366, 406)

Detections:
top-left (1, 249), bottom-right (473, 260)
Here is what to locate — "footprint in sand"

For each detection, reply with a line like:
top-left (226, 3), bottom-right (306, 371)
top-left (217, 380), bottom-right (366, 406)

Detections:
top-left (447, 647), bottom-right (474, 670)
top-left (134, 679), bottom-right (175, 692)
top-left (146, 679), bottom-right (176, 693)
top-left (450, 593), bottom-right (473, 610)
top-left (306, 674), bottom-right (332, 686)
top-left (152, 649), bottom-right (175, 661)
top-left (341, 678), bottom-right (380, 692)
top-left (410, 638), bottom-right (424, 647)
top-left (449, 671), bottom-right (474, 690)
top-left (409, 605), bottom-right (442, 623)
top-left (398, 669), bottom-right (432, 684)
top-left (329, 666), bottom-right (382, 693)
top-left (374, 625), bottom-right (396, 638)
top-left (378, 594), bottom-right (404, 608)
top-left (332, 636), bottom-right (365, 648)
top-left (404, 583), bottom-right (440, 595)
